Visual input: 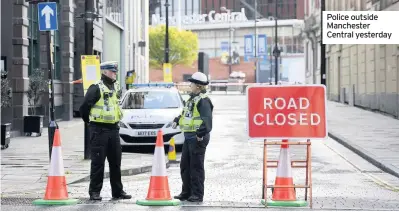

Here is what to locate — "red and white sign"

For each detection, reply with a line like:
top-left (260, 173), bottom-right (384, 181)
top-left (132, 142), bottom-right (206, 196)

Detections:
top-left (246, 85), bottom-right (327, 139)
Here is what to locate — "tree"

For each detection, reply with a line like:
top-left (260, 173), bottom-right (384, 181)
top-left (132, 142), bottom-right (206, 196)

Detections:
top-left (149, 25), bottom-right (199, 68)
top-left (27, 68), bottom-right (46, 115)
top-left (1, 71), bottom-right (12, 109)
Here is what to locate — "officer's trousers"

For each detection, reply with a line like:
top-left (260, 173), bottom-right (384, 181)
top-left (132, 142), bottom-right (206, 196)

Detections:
top-left (180, 132), bottom-right (210, 198)
top-left (88, 125), bottom-right (123, 197)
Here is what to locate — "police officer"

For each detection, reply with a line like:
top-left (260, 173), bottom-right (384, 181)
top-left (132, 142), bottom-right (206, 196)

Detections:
top-left (79, 61), bottom-right (131, 201)
top-left (172, 72), bottom-right (214, 202)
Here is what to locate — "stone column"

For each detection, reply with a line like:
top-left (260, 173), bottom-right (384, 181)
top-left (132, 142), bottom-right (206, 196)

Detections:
top-left (11, 0), bottom-right (30, 134)
top-left (60, 0), bottom-right (75, 121)
top-left (73, 0), bottom-right (87, 116)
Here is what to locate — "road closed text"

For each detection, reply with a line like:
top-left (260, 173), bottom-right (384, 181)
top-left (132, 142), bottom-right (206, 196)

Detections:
top-left (252, 97), bottom-right (321, 126)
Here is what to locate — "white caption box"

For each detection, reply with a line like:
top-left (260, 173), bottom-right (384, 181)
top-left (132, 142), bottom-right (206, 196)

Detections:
top-left (322, 11), bottom-right (399, 45)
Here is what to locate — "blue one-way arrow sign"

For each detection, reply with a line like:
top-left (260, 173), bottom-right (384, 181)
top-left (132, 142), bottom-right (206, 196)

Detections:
top-left (38, 2), bottom-right (58, 31)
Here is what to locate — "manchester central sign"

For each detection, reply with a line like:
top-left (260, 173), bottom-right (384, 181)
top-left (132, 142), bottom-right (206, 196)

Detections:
top-left (151, 8), bottom-right (248, 26)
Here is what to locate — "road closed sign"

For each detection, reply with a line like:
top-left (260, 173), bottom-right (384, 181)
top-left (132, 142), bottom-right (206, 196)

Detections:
top-left (246, 85), bottom-right (327, 140)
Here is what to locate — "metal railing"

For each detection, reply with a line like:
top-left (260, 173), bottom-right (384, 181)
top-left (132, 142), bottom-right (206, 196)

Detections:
top-left (175, 81), bottom-right (303, 95)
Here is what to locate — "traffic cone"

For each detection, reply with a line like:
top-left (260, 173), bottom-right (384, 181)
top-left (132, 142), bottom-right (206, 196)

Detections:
top-left (272, 139), bottom-right (296, 201)
top-left (33, 129), bottom-right (79, 205)
top-left (263, 140), bottom-right (307, 207)
top-left (167, 137), bottom-right (178, 164)
top-left (136, 130), bottom-right (180, 206)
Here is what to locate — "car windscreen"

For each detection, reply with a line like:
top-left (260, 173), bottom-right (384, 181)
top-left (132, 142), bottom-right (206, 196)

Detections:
top-left (121, 90), bottom-right (181, 109)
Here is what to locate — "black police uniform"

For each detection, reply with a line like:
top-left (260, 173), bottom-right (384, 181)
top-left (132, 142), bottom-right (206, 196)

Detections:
top-left (79, 74), bottom-right (131, 201)
top-left (173, 90), bottom-right (214, 202)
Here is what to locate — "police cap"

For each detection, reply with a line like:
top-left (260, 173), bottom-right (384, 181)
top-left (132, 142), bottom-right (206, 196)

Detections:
top-left (188, 72), bottom-right (209, 85)
top-left (100, 61), bottom-right (119, 72)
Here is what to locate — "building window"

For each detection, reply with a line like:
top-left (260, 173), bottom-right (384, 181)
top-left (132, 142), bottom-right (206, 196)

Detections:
top-left (106, 0), bottom-right (123, 25)
top-left (183, 74), bottom-right (191, 81)
top-left (149, 0), bottom-right (161, 25)
top-left (28, 4), bottom-right (40, 76)
top-left (284, 36), bottom-right (293, 53)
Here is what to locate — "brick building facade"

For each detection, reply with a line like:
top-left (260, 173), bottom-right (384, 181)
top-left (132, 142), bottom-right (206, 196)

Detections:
top-left (149, 57), bottom-right (256, 83)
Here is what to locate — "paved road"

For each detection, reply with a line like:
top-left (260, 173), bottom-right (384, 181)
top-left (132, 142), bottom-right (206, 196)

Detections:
top-left (2, 95), bottom-right (399, 210)
top-left (0, 120), bottom-right (158, 196)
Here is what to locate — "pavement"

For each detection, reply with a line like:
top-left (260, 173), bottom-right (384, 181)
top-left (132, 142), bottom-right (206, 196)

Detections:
top-left (1, 119), bottom-right (169, 197)
top-left (1, 95), bottom-right (399, 210)
top-left (327, 101), bottom-right (399, 178)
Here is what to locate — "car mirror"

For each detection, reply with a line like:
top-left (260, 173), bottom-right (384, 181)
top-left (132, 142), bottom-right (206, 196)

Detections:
top-left (118, 100), bottom-right (122, 105)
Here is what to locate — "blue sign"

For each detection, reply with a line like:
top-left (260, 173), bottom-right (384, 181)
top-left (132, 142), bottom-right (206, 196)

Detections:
top-left (244, 35), bottom-right (253, 62)
top-left (221, 41), bottom-right (229, 52)
top-left (258, 34), bottom-right (268, 65)
top-left (38, 2), bottom-right (58, 31)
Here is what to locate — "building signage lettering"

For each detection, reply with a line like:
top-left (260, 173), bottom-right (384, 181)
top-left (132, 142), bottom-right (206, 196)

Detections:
top-left (151, 8), bottom-right (248, 26)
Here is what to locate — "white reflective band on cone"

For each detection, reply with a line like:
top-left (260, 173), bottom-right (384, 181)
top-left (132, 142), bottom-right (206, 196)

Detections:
top-left (48, 146), bottom-right (66, 176)
top-left (151, 147), bottom-right (167, 176)
top-left (276, 148), bottom-right (293, 178)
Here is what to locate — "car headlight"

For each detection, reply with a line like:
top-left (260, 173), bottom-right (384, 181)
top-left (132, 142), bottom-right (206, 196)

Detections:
top-left (165, 122), bottom-right (172, 128)
top-left (119, 122), bottom-right (128, 128)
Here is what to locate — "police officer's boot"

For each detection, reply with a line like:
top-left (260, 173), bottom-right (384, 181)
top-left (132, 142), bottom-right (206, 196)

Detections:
top-left (113, 191), bottom-right (132, 200)
top-left (174, 193), bottom-right (190, 201)
top-left (187, 195), bottom-right (203, 202)
top-left (89, 193), bottom-right (102, 201)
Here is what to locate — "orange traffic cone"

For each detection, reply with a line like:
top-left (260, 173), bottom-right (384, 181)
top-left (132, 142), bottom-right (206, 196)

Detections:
top-left (272, 139), bottom-right (296, 201)
top-left (33, 129), bottom-right (78, 206)
top-left (136, 130), bottom-right (180, 206)
top-left (266, 139), bottom-right (307, 207)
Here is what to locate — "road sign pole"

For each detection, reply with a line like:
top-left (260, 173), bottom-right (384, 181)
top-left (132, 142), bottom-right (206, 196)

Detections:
top-left (254, 0), bottom-right (258, 83)
top-left (47, 30), bottom-right (57, 160)
top-left (269, 46), bottom-right (273, 84)
top-left (273, 2), bottom-right (279, 85)
top-left (36, 1), bottom-right (59, 160)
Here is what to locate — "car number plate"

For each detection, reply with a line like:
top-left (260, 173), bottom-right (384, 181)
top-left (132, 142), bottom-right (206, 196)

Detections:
top-left (136, 131), bottom-right (157, 137)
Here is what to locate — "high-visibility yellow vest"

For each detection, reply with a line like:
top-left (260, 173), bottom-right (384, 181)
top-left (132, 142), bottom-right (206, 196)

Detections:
top-left (179, 93), bottom-right (207, 132)
top-left (89, 81), bottom-right (123, 124)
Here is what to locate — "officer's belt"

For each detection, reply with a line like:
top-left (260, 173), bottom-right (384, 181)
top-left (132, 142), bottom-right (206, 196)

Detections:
top-left (91, 114), bottom-right (116, 121)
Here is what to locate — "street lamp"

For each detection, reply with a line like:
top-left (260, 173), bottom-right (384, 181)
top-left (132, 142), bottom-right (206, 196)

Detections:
top-left (76, 0), bottom-right (101, 160)
top-left (320, 0), bottom-right (326, 86)
top-left (272, 1), bottom-right (280, 85)
top-left (165, 0), bottom-right (170, 64)
top-left (253, 0), bottom-right (258, 83)
top-left (220, 7), bottom-right (233, 75)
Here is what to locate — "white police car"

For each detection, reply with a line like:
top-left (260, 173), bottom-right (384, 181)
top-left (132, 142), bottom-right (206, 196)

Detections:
top-left (118, 83), bottom-right (185, 149)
